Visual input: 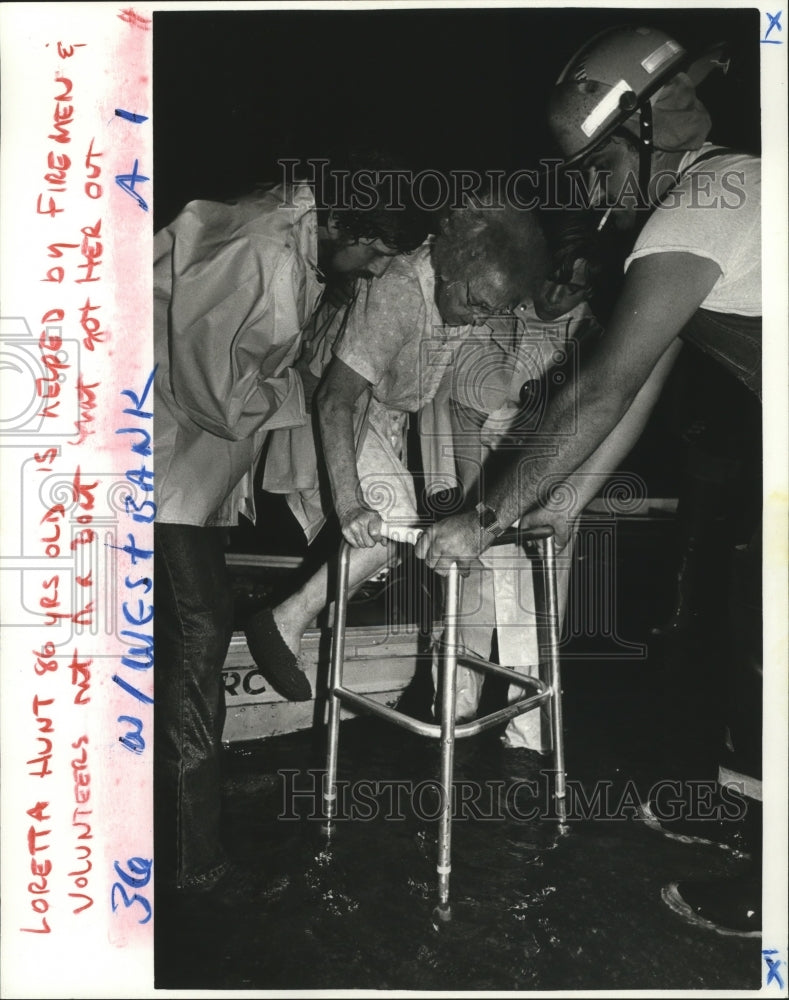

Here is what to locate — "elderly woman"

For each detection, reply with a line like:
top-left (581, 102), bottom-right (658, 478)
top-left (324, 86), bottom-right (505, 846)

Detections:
top-left (245, 199), bottom-right (551, 697)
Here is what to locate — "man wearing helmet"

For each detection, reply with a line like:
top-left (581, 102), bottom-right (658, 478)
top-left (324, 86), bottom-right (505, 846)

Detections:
top-left (416, 25), bottom-right (762, 938)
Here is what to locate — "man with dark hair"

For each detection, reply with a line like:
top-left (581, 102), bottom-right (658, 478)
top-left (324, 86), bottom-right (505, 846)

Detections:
top-left (154, 171), bottom-right (429, 906)
top-left (536, 211), bottom-right (606, 321)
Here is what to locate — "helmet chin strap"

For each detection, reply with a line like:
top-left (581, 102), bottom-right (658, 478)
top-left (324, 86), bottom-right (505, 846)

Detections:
top-left (637, 100), bottom-right (654, 209)
top-left (612, 93), bottom-right (654, 210)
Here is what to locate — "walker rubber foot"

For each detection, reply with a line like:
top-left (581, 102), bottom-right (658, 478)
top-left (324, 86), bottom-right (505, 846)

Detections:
top-left (432, 902), bottom-right (452, 926)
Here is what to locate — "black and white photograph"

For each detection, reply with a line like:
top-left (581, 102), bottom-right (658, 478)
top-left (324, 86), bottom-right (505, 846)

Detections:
top-left (0, 2), bottom-right (786, 997)
top-left (149, 4), bottom-right (785, 993)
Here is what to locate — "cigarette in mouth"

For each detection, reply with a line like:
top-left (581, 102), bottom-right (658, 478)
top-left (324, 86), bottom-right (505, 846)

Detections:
top-left (597, 207), bottom-right (612, 232)
top-left (597, 208), bottom-right (611, 233)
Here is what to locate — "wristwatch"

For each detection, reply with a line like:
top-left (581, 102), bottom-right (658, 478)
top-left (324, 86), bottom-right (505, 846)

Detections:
top-left (475, 501), bottom-right (506, 538)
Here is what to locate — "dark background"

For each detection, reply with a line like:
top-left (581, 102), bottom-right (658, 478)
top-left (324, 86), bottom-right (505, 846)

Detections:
top-left (153, 6), bottom-right (762, 554)
top-left (153, 6), bottom-right (760, 229)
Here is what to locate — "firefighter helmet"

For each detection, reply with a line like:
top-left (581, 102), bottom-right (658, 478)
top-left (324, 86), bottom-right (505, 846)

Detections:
top-left (548, 26), bottom-right (689, 165)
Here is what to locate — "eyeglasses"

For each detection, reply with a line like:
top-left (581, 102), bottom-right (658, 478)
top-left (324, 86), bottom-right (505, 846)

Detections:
top-left (442, 278), bottom-right (513, 317)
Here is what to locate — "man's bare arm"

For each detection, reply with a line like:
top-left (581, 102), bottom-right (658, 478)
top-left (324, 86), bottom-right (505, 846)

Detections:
top-left (519, 337), bottom-right (684, 547)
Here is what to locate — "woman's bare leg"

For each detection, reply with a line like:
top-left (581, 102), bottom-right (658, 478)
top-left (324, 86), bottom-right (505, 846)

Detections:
top-left (273, 540), bottom-right (396, 656)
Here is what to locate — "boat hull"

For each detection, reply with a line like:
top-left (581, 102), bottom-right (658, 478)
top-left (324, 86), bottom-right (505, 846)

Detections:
top-left (222, 623), bottom-right (433, 743)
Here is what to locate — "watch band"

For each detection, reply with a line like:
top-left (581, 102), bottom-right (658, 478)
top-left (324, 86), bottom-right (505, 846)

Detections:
top-left (475, 501), bottom-right (506, 538)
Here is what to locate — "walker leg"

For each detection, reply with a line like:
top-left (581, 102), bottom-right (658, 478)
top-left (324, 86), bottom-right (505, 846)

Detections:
top-left (435, 562), bottom-right (461, 921)
top-left (323, 541), bottom-right (352, 835)
top-left (539, 534), bottom-right (567, 824)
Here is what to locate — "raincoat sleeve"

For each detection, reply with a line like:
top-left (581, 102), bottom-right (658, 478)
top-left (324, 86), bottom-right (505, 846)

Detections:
top-left (165, 200), bottom-right (311, 442)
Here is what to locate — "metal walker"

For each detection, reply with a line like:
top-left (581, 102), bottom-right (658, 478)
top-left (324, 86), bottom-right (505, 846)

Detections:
top-left (322, 525), bottom-right (567, 919)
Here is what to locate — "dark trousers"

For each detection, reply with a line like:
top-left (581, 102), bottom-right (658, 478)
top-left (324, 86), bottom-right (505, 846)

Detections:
top-left (154, 522), bottom-right (234, 890)
top-left (676, 309), bottom-right (763, 790)
top-left (726, 526), bottom-right (763, 784)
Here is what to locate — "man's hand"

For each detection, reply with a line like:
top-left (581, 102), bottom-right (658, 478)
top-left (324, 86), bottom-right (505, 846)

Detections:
top-left (414, 510), bottom-right (486, 576)
top-left (338, 504), bottom-right (384, 548)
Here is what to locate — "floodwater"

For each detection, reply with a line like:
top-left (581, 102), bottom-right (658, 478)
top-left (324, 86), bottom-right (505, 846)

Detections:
top-left (155, 519), bottom-right (765, 992)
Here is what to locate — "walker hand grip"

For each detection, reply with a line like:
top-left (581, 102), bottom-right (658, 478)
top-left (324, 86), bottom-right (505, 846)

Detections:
top-left (516, 523), bottom-right (556, 541)
top-left (494, 523), bottom-right (556, 547)
top-left (380, 524), bottom-right (423, 545)
top-left (375, 526), bottom-right (476, 576)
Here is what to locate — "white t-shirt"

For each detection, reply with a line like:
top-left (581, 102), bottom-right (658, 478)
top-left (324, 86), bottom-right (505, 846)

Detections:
top-left (625, 146), bottom-right (761, 317)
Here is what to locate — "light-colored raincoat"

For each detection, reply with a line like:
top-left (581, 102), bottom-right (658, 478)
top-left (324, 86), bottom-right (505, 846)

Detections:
top-left (153, 184), bottom-right (322, 526)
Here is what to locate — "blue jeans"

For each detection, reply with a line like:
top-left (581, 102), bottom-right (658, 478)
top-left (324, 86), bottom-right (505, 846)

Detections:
top-left (154, 522), bottom-right (234, 890)
top-left (679, 308), bottom-right (761, 399)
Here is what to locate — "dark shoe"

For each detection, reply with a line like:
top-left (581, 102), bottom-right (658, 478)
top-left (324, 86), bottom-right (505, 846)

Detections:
top-left (244, 607), bottom-right (312, 701)
top-left (500, 745), bottom-right (552, 770)
top-left (638, 783), bottom-right (750, 856)
top-left (661, 876), bottom-right (761, 938)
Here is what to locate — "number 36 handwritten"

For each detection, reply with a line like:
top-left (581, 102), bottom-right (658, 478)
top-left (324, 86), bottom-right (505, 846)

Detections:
top-left (111, 856), bottom-right (152, 924)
